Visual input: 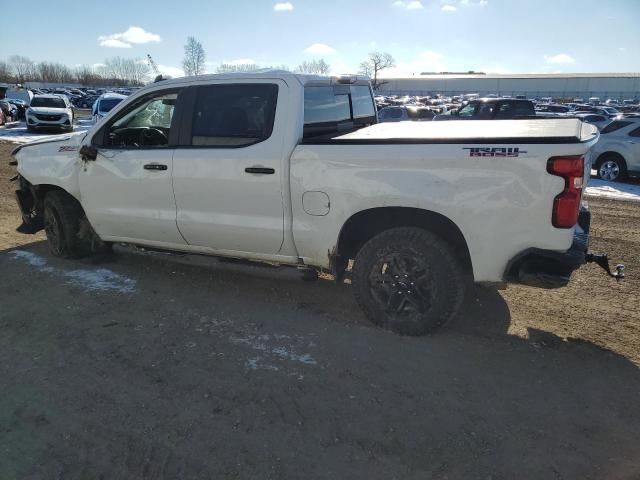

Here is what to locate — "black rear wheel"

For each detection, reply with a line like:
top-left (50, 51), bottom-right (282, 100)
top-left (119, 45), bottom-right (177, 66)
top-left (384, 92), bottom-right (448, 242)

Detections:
top-left (353, 227), bottom-right (466, 336)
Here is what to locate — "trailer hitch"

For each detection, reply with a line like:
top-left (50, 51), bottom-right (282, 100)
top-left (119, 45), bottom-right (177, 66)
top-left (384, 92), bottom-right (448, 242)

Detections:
top-left (585, 253), bottom-right (625, 281)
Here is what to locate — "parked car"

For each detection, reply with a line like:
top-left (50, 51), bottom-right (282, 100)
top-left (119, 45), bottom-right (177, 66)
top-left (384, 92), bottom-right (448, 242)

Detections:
top-left (434, 98), bottom-right (536, 120)
top-left (536, 103), bottom-right (571, 113)
top-left (591, 118), bottom-right (640, 181)
top-left (574, 113), bottom-right (610, 131)
top-left (10, 72), bottom-right (620, 336)
top-left (6, 98), bottom-right (28, 120)
top-left (378, 105), bottom-right (435, 122)
top-left (91, 93), bottom-right (126, 123)
top-left (0, 100), bottom-right (18, 122)
top-left (26, 94), bottom-right (74, 132)
top-left (73, 95), bottom-right (98, 109)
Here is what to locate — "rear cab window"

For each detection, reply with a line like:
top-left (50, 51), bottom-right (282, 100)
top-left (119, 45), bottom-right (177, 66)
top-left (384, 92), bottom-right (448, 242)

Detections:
top-left (303, 82), bottom-right (376, 139)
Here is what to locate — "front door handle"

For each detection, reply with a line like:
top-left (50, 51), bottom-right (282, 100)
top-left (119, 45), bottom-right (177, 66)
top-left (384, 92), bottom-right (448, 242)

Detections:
top-left (245, 166), bottom-right (275, 175)
top-left (144, 163), bottom-right (168, 171)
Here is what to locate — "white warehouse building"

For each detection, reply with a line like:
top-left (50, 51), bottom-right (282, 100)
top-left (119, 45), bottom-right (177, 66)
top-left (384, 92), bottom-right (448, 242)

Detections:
top-left (376, 73), bottom-right (640, 100)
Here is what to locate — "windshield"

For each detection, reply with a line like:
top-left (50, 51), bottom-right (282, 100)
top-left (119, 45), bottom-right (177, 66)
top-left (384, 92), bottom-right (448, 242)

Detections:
top-left (30, 97), bottom-right (66, 108)
top-left (603, 107), bottom-right (619, 114)
top-left (99, 98), bottom-right (124, 113)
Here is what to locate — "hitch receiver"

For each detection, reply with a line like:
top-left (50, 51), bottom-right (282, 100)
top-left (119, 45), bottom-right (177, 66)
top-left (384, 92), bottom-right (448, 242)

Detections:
top-left (585, 253), bottom-right (625, 281)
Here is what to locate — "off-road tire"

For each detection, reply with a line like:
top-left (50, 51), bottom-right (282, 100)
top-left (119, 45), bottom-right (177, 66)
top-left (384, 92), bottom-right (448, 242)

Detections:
top-left (352, 227), bottom-right (466, 336)
top-left (43, 191), bottom-right (92, 258)
top-left (596, 153), bottom-right (627, 182)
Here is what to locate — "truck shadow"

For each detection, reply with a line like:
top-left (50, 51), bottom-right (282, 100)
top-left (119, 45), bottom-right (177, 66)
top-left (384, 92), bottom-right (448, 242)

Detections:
top-left (1, 241), bottom-right (639, 478)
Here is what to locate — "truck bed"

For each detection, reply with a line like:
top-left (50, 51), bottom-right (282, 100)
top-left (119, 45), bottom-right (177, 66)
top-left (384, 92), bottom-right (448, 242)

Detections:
top-left (319, 119), bottom-right (598, 144)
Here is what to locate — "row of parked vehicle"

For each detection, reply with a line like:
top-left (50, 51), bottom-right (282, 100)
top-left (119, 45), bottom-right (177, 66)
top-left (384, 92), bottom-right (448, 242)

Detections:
top-left (375, 94), bottom-right (640, 125)
top-left (19, 92), bottom-right (128, 132)
top-left (29, 86), bottom-right (138, 109)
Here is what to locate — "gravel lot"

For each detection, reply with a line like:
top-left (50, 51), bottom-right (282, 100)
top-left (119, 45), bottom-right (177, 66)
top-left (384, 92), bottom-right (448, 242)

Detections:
top-left (1, 139), bottom-right (639, 479)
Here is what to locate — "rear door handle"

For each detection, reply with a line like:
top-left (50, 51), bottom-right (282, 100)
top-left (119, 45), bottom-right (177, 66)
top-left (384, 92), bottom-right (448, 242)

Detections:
top-left (144, 163), bottom-right (168, 171)
top-left (245, 166), bottom-right (275, 174)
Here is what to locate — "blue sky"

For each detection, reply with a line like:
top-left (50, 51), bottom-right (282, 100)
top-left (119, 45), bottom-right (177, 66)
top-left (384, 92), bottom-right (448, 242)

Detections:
top-left (2, 0), bottom-right (639, 77)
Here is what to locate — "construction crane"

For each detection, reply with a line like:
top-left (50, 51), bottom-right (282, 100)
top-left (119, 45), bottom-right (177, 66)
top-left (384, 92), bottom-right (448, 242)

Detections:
top-left (147, 54), bottom-right (160, 76)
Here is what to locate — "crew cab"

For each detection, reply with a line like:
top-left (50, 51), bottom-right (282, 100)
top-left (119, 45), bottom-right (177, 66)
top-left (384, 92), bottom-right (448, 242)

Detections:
top-left (10, 72), bottom-right (623, 336)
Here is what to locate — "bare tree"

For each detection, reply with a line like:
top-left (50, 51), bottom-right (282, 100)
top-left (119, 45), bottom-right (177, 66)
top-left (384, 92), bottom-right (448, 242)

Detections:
top-left (358, 52), bottom-right (395, 89)
top-left (183, 37), bottom-right (206, 76)
top-left (75, 65), bottom-right (103, 86)
top-left (0, 61), bottom-right (13, 83)
top-left (296, 59), bottom-right (330, 75)
top-left (217, 63), bottom-right (260, 73)
top-left (8, 55), bottom-right (36, 83)
top-left (36, 62), bottom-right (74, 83)
top-left (102, 57), bottom-right (150, 85)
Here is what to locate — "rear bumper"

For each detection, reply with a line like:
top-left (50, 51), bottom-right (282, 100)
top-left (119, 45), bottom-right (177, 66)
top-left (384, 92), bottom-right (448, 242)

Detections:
top-left (504, 208), bottom-right (590, 289)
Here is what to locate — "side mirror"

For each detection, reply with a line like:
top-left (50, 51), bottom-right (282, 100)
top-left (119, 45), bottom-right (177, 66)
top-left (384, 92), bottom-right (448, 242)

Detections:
top-left (79, 145), bottom-right (98, 161)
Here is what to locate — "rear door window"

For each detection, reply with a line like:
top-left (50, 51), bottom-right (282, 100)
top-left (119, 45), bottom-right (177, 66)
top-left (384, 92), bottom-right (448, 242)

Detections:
top-left (189, 84), bottom-right (278, 147)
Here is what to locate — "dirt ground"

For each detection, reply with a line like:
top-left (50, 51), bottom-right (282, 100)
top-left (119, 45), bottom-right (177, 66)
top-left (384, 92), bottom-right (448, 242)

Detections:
top-left (1, 139), bottom-right (639, 479)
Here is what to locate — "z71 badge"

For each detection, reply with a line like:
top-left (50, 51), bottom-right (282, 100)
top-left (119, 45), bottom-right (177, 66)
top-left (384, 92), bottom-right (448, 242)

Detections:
top-left (463, 147), bottom-right (527, 157)
top-left (58, 146), bottom-right (79, 152)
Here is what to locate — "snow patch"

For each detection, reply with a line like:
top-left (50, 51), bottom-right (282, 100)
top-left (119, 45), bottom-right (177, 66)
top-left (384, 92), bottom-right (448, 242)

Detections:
top-left (8, 250), bottom-right (136, 293)
top-left (585, 179), bottom-right (640, 203)
top-left (9, 250), bottom-right (55, 273)
top-left (63, 268), bottom-right (136, 294)
top-left (230, 333), bottom-right (318, 371)
top-left (0, 120), bottom-right (92, 144)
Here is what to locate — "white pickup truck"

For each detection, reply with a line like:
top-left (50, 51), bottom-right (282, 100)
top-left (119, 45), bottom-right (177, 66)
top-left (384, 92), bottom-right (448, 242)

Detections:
top-left (10, 71), bottom-right (623, 335)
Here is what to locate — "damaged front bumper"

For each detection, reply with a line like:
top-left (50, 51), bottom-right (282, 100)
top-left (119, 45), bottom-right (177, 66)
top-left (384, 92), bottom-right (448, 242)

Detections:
top-left (505, 208), bottom-right (624, 288)
top-left (12, 175), bottom-right (44, 234)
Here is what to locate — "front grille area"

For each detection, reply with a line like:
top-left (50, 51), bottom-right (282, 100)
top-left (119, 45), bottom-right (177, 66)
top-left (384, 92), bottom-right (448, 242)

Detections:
top-left (35, 114), bottom-right (62, 121)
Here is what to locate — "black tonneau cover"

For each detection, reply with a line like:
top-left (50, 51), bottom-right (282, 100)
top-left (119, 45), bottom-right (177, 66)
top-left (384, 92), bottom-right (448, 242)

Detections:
top-left (307, 119), bottom-right (598, 145)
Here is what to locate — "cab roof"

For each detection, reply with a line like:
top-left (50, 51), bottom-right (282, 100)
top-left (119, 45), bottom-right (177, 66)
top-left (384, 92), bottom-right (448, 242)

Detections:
top-left (143, 70), bottom-right (370, 90)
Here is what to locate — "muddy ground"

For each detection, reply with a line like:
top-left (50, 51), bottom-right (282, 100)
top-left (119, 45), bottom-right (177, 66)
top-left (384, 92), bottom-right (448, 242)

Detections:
top-left (0, 139), bottom-right (639, 479)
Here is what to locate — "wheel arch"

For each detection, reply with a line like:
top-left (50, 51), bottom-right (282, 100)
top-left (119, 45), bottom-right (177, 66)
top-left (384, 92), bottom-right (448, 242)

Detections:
top-left (595, 150), bottom-right (628, 167)
top-left (331, 206), bottom-right (473, 281)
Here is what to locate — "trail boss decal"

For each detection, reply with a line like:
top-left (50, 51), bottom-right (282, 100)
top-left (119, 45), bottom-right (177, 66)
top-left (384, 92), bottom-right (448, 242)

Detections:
top-left (58, 146), bottom-right (79, 152)
top-left (463, 147), bottom-right (527, 157)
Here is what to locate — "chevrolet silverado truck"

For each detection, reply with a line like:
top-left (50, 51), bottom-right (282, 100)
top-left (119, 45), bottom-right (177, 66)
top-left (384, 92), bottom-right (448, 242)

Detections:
top-left (10, 72), bottom-right (624, 335)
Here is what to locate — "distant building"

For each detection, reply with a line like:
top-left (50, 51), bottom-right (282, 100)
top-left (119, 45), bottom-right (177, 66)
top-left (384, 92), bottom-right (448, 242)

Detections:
top-left (377, 73), bottom-right (640, 100)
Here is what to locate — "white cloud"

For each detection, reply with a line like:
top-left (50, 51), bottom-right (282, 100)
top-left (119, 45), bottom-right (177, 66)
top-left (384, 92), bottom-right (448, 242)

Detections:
top-left (99, 39), bottom-right (132, 48)
top-left (274, 2), bottom-right (293, 11)
top-left (441, 4), bottom-right (457, 11)
top-left (98, 26), bottom-right (161, 48)
top-left (544, 53), bottom-right (575, 64)
top-left (157, 64), bottom-right (184, 77)
top-left (92, 63), bottom-right (106, 69)
top-left (479, 0), bottom-right (488, 5)
top-left (393, 0), bottom-right (424, 9)
top-left (304, 43), bottom-right (336, 55)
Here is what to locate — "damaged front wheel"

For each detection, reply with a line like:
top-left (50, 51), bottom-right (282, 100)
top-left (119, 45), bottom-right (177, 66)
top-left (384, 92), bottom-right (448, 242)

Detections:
top-left (43, 190), bottom-right (102, 258)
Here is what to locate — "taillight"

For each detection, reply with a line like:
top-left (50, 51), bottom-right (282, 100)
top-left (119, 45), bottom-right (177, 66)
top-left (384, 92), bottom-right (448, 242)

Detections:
top-left (547, 156), bottom-right (584, 228)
